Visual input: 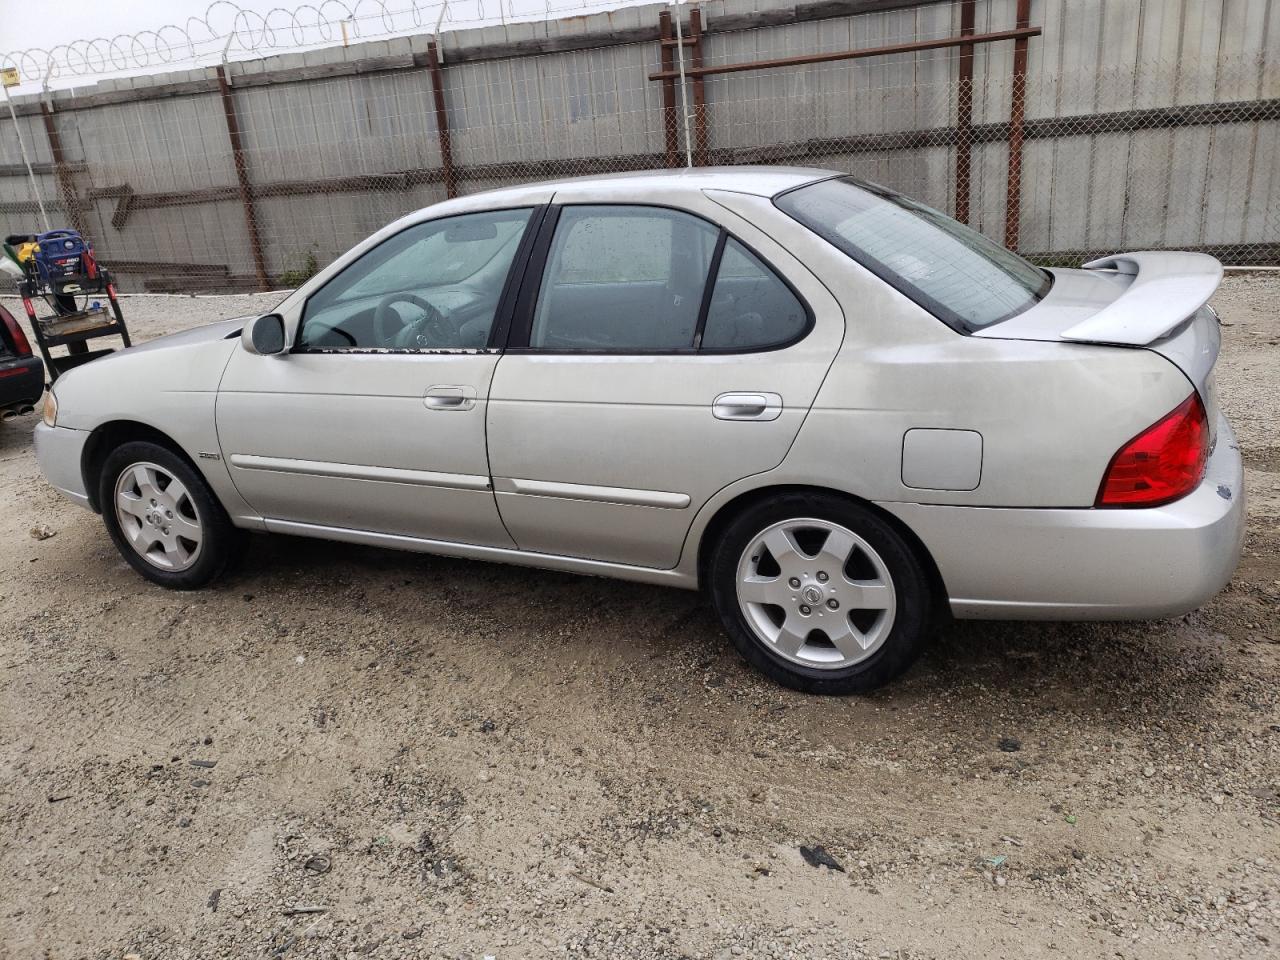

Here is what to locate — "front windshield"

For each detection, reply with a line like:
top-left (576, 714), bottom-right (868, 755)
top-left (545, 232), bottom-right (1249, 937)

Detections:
top-left (775, 176), bottom-right (1051, 332)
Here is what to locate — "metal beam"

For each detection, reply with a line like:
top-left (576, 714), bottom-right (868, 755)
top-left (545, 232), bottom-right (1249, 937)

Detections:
top-left (426, 42), bottom-right (458, 200)
top-left (215, 66), bottom-right (269, 292)
top-left (954, 0), bottom-right (976, 225)
top-left (658, 11), bottom-right (681, 168)
top-left (647, 26), bottom-right (1041, 80)
top-left (1004, 0), bottom-right (1032, 250)
top-left (690, 7), bottom-right (710, 166)
top-left (37, 102), bottom-right (87, 236)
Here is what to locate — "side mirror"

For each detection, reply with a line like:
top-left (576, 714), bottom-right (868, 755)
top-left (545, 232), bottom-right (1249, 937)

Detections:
top-left (242, 313), bottom-right (288, 356)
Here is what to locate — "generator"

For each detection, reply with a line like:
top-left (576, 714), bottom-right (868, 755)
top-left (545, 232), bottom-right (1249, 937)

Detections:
top-left (7, 229), bottom-right (102, 313)
top-left (3, 229), bottom-right (131, 382)
top-left (31, 229), bottom-right (99, 299)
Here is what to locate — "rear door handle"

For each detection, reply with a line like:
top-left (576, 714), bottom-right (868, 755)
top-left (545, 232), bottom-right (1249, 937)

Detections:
top-left (424, 385), bottom-right (477, 411)
top-left (713, 392), bottom-right (783, 421)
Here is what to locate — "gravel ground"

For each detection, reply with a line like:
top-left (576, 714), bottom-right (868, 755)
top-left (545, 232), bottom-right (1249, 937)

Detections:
top-left (1, 278), bottom-right (1278, 960)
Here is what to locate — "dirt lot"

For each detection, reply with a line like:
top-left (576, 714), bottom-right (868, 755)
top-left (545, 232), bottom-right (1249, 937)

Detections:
top-left (1, 279), bottom-right (1278, 960)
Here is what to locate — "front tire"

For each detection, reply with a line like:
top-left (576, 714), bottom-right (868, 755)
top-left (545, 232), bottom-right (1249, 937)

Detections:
top-left (99, 440), bottom-right (240, 589)
top-left (708, 493), bottom-right (933, 694)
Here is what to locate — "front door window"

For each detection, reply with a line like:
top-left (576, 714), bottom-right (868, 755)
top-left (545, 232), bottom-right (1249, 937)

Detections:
top-left (298, 208), bottom-right (534, 351)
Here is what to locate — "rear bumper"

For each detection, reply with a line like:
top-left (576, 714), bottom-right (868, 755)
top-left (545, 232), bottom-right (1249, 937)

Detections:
top-left (880, 412), bottom-right (1245, 620)
top-left (0, 356), bottom-right (44, 414)
top-left (34, 421), bottom-right (92, 509)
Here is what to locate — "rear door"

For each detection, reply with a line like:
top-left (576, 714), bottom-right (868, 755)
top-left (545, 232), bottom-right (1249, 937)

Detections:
top-left (486, 192), bottom-right (844, 568)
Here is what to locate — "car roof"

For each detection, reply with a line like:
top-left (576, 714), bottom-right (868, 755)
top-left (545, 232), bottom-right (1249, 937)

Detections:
top-left (461, 166), bottom-right (835, 205)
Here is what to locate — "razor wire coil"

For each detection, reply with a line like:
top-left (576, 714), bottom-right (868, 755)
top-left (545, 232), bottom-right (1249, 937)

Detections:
top-left (0, 0), bottom-right (644, 85)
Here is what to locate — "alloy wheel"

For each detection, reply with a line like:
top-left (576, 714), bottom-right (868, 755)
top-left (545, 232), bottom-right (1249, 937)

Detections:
top-left (735, 517), bottom-right (897, 669)
top-left (113, 461), bottom-right (204, 572)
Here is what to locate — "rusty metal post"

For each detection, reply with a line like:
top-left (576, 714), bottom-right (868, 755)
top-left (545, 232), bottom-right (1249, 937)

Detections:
top-left (38, 102), bottom-right (87, 236)
top-left (689, 7), bottom-right (710, 166)
top-left (427, 42), bottom-right (458, 199)
top-left (658, 11), bottom-right (681, 168)
top-left (954, 0), bottom-right (976, 225)
top-left (1004, 0), bottom-right (1031, 250)
top-left (215, 65), bottom-right (269, 291)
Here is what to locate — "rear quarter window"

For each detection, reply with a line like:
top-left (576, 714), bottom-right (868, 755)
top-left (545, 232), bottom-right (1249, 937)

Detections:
top-left (700, 238), bottom-right (809, 351)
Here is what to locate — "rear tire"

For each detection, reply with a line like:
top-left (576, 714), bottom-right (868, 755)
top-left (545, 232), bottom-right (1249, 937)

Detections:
top-left (99, 440), bottom-right (242, 589)
top-left (708, 492), bottom-right (933, 694)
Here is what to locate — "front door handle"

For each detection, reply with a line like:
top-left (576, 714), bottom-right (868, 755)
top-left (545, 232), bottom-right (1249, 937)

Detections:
top-left (713, 392), bottom-right (783, 421)
top-left (424, 385), bottom-right (477, 411)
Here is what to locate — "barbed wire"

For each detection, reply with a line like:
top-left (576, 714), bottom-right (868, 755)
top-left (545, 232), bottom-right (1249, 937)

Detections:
top-left (0, 0), bottom-right (647, 87)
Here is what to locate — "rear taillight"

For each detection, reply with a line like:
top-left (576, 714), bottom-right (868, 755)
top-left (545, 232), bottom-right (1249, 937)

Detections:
top-left (0, 306), bottom-right (32, 357)
top-left (1097, 393), bottom-right (1209, 507)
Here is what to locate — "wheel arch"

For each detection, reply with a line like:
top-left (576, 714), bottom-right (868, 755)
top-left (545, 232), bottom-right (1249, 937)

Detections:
top-left (692, 483), bottom-right (951, 615)
top-left (81, 420), bottom-right (201, 512)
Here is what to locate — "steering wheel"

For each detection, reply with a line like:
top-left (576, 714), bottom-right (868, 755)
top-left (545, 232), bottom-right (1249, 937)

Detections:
top-left (372, 293), bottom-right (458, 348)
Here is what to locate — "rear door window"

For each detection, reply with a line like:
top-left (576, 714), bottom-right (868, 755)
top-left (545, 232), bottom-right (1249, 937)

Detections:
top-left (525, 205), bottom-right (810, 354)
top-left (529, 206), bottom-right (719, 351)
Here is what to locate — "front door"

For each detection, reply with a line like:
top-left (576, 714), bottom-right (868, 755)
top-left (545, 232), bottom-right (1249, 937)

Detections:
top-left (217, 206), bottom-right (540, 547)
top-left (486, 196), bottom-right (844, 568)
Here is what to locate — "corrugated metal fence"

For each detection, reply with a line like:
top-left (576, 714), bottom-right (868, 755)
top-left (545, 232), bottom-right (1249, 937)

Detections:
top-left (2, 0), bottom-right (1278, 291)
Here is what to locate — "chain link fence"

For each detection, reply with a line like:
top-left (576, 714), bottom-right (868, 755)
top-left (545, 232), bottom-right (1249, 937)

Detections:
top-left (2, 0), bottom-right (1277, 292)
top-left (685, 5), bottom-right (1280, 269)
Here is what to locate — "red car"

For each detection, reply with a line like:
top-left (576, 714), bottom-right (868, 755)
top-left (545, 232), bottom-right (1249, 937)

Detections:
top-left (0, 304), bottom-right (43, 423)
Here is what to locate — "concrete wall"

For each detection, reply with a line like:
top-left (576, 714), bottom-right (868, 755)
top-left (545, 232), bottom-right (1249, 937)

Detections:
top-left (2, 0), bottom-right (1277, 290)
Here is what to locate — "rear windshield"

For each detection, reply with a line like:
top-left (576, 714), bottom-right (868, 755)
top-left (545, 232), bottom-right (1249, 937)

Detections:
top-left (775, 176), bottom-right (1051, 332)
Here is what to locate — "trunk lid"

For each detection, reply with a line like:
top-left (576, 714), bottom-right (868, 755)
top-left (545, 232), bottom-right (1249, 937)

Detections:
top-left (973, 251), bottom-right (1223, 399)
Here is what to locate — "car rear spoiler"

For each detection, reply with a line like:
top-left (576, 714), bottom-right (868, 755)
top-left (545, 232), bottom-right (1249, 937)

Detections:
top-left (1060, 251), bottom-right (1223, 346)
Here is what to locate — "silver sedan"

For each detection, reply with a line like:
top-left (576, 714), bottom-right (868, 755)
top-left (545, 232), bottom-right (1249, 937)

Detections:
top-left (34, 168), bottom-right (1244, 693)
